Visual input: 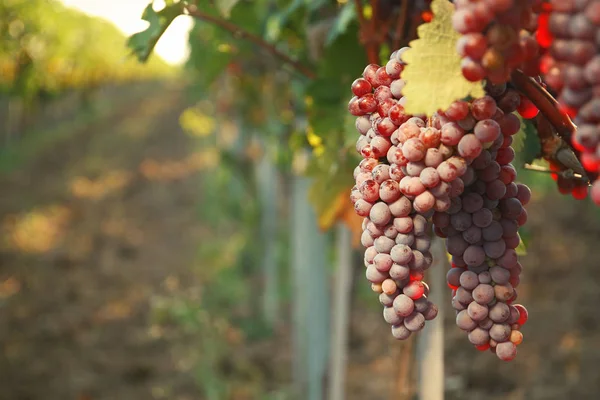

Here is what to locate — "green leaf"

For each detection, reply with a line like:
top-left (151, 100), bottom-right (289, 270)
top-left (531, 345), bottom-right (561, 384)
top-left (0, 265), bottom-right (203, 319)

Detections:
top-left (400, 0), bottom-right (485, 116)
top-left (126, 3), bottom-right (182, 62)
top-left (515, 114), bottom-right (540, 164)
top-left (325, 2), bottom-right (356, 46)
top-left (215, 0), bottom-right (241, 18)
top-left (265, 0), bottom-right (304, 42)
top-left (515, 237), bottom-right (527, 256)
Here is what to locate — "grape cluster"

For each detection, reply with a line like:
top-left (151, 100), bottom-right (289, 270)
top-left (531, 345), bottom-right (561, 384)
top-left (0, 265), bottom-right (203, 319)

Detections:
top-left (452, 0), bottom-right (540, 83)
top-left (350, 49), bottom-right (470, 339)
top-left (349, 49), bottom-right (530, 360)
top-left (432, 85), bottom-right (530, 361)
top-left (540, 0), bottom-right (600, 205)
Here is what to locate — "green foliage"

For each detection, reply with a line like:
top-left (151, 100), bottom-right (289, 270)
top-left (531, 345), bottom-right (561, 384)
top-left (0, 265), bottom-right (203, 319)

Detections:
top-left (127, 2), bottom-right (182, 62)
top-left (0, 0), bottom-right (173, 100)
top-left (215, 0), bottom-right (242, 18)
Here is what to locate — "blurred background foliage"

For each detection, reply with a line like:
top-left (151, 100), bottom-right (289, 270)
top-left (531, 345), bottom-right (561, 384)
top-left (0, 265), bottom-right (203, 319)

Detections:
top-left (1, 1), bottom-right (600, 400)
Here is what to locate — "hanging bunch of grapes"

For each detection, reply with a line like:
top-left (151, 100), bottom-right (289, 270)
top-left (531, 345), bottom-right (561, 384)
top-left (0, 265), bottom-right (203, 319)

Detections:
top-left (349, 0), bottom-right (598, 362)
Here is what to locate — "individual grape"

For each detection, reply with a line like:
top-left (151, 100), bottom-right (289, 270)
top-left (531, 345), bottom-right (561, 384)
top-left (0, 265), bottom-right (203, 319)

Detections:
top-left (354, 199), bottom-right (373, 217)
top-left (379, 180), bottom-right (401, 203)
top-left (456, 310), bottom-right (478, 331)
top-left (400, 176), bottom-right (426, 196)
top-left (459, 270), bottom-right (480, 290)
top-left (404, 312), bottom-right (426, 332)
top-left (424, 148), bottom-right (444, 168)
top-left (414, 236), bottom-right (431, 253)
top-left (361, 230), bottom-right (374, 247)
top-left (395, 232), bottom-right (415, 246)
top-left (472, 208), bottom-right (494, 228)
top-left (490, 266), bottom-right (511, 284)
top-left (374, 253), bottom-right (393, 272)
top-left (402, 138), bottom-right (426, 162)
top-left (473, 284), bottom-right (495, 305)
top-left (423, 303), bottom-right (439, 320)
top-left (390, 263), bottom-right (410, 280)
top-left (474, 119), bottom-right (502, 143)
top-left (468, 302), bottom-right (489, 321)
top-left (412, 214), bottom-right (429, 236)
top-left (388, 196), bottom-right (412, 217)
top-left (364, 246), bottom-right (378, 264)
top-left (393, 294), bottom-right (415, 317)
top-left (393, 216), bottom-right (414, 234)
top-left (463, 245), bottom-right (486, 267)
top-left (514, 304), bottom-right (529, 326)
top-left (494, 283), bottom-right (515, 302)
top-left (463, 225), bottom-right (483, 244)
top-left (420, 167), bottom-right (441, 188)
top-left (508, 328), bottom-right (523, 345)
top-left (403, 281), bottom-right (425, 300)
top-left (391, 324), bottom-right (412, 340)
top-left (366, 265), bottom-right (388, 283)
top-left (489, 302), bottom-right (510, 323)
top-left (447, 268), bottom-right (463, 289)
top-left (468, 327), bottom-right (491, 346)
top-left (391, 244), bottom-right (413, 265)
top-left (441, 122), bottom-right (466, 146)
top-left (451, 211), bottom-right (473, 232)
top-left (414, 297), bottom-right (430, 313)
top-left (455, 286), bottom-right (474, 305)
top-left (414, 191), bottom-right (436, 213)
top-left (446, 234), bottom-right (469, 256)
top-left (458, 134), bottom-right (483, 159)
top-left (352, 78), bottom-right (372, 97)
top-left (472, 96), bottom-right (498, 120)
top-left (496, 341), bottom-right (517, 361)
top-left (374, 236), bottom-right (396, 254)
top-left (382, 279), bottom-right (398, 295)
top-left (462, 192), bottom-right (484, 213)
top-left (369, 202), bottom-right (392, 226)
top-left (490, 323), bottom-right (512, 342)
top-left (478, 270), bottom-right (492, 284)
top-left (379, 292), bottom-right (396, 307)
top-left (484, 239), bottom-right (507, 258)
top-left (383, 306), bottom-right (403, 325)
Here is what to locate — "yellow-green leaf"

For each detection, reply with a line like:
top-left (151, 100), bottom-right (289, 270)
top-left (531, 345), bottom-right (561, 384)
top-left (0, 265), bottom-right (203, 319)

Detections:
top-left (400, 0), bottom-right (485, 116)
top-left (515, 237), bottom-right (527, 256)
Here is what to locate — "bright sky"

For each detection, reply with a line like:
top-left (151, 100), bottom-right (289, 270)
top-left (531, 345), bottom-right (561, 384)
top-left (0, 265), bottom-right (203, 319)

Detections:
top-left (59, 0), bottom-right (193, 65)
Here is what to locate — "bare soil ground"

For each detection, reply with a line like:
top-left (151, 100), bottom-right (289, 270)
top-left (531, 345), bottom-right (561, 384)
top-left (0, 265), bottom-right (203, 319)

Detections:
top-left (1, 83), bottom-right (599, 400)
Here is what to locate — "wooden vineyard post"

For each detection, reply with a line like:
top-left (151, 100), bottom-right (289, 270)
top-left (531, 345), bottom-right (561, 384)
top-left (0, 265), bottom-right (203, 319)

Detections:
top-left (290, 175), bottom-right (330, 400)
top-left (417, 236), bottom-right (447, 400)
top-left (327, 224), bottom-right (353, 400)
top-left (256, 151), bottom-right (280, 328)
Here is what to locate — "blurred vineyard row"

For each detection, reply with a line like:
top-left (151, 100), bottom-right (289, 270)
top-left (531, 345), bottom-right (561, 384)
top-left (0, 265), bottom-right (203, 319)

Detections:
top-left (0, 0), bottom-right (173, 100)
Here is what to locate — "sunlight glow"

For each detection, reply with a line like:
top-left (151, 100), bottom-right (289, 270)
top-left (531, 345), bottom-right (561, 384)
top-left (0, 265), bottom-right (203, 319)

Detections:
top-left (59, 0), bottom-right (193, 65)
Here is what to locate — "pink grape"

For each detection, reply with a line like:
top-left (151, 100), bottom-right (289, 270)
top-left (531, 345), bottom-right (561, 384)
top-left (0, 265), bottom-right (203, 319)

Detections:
top-left (474, 119), bottom-right (501, 143)
top-left (458, 134), bottom-right (483, 159)
top-left (441, 122), bottom-right (465, 146)
top-left (360, 180), bottom-right (380, 202)
top-left (402, 138), bottom-right (426, 161)
top-left (380, 180), bottom-right (402, 203)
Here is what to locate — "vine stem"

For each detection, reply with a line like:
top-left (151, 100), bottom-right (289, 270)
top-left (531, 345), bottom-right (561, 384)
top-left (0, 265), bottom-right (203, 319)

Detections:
top-left (510, 70), bottom-right (577, 139)
top-left (184, 4), bottom-right (316, 79)
top-left (354, 0), bottom-right (381, 64)
top-left (392, 0), bottom-right (409, 50)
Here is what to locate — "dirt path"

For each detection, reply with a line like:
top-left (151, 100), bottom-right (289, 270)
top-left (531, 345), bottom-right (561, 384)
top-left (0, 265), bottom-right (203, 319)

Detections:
top-left (0, 83), bottom-right (204, 400)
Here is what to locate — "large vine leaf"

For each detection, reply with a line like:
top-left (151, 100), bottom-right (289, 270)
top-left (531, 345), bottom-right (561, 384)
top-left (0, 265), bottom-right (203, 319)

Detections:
top-left (400, 0), bottom-right (484, 116)
top-left (127, 2), bottom-right (182, 62)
